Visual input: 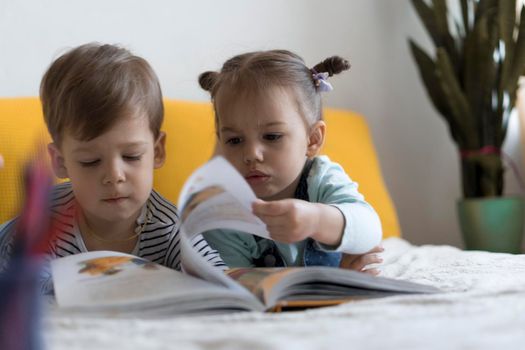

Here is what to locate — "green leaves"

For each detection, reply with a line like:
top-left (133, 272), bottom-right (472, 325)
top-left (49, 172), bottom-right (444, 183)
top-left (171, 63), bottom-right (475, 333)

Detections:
top-left (436, 48), bottom-right (474, 146)
top-left (411, 0), bottom-right (460, 71)
top-left (409, 40), bottom-right (463, 144)
top-left (460, 0), bottom-right (471, 35)
top-left (508, 6), bottom-right (525, 94)
top-left (409, 0), bottom-right (524, 197)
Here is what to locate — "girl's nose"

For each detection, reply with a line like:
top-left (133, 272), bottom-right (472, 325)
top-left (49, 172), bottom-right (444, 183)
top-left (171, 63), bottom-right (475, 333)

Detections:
top-left (243, 142), bottom-right (264, 164)
top-left (102, 160), bottom-right (126, 185)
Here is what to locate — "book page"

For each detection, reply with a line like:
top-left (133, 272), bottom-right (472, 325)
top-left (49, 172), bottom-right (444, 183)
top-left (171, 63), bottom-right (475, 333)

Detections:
top-left (180, 227), bottom-right (253, 295)
top-left (175, 157), bottom-right (269, 305)
top-left (226, 266), bottom-right (441, 310)
top-left (51, 251), bottom-right (242, 308)
top-left (177, 156), bottom-right (269, 239)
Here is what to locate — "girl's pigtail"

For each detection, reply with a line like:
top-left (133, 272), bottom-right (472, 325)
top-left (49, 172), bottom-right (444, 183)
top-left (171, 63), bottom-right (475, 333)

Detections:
top-left (198, 71), bottom-right (219, 92)
top-left (311, 56), bottom-right (350, 76)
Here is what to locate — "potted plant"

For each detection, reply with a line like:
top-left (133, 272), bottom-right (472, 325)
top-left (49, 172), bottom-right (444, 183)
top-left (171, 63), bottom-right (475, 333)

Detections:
top-left (409, 0), bottom-right (525, 252)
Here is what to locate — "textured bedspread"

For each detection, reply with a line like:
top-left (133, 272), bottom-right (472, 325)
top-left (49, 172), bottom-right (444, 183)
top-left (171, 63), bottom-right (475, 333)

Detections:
top-left (44, 238), bottom-right (525, 349)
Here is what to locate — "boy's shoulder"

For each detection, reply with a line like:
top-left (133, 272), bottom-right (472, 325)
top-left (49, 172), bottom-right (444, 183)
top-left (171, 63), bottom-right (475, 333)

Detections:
top-left (51, 182), bottom-right (75, 206)
top-left (148, 189), bottom-right (180, 223)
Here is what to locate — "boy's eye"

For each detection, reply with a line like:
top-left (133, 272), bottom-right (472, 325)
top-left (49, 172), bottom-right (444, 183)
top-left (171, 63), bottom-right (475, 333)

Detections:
top-left (124, 155), bottom-right (142, 161)
top-left (225, 137), bottom-right (242, 145)
top-left (264, 133), bottom-right (282, 141)
top-left (79, 160), bottom-right (100, 167)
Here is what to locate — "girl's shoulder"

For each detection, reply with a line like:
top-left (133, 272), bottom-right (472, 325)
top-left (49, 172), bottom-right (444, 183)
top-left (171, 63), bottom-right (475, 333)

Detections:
top-left (308, 155), bottom-right (348, 180)
top-left (307, 155), bottom-right (359, 202)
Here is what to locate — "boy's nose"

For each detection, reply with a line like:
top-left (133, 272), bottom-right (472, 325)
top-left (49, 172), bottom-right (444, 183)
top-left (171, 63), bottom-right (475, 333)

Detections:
top-left (102, 161), bottom-right (126, 184)
top-left (243, 142), bottom-right (264, 164)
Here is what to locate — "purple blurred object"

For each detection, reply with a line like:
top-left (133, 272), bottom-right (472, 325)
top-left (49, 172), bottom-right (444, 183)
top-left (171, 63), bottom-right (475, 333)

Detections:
top-left (0, 158), bottom-right (54, 350)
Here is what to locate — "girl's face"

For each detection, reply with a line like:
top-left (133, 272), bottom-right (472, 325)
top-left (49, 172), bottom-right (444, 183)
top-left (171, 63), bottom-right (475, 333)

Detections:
top-left (216, 86), bottom-right (324, 200)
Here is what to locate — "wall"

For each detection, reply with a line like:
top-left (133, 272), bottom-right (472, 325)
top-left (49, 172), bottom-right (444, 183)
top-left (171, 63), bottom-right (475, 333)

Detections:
top-left (0, 0), bottom-right (523, 249)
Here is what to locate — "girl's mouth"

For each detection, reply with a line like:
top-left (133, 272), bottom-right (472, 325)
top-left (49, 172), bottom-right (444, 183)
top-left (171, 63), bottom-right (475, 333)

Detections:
top-left (245, 171), bottom-right (270, 185)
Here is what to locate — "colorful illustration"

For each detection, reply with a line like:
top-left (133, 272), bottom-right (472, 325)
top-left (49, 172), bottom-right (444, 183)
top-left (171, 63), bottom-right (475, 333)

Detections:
top-left (78, 256), bottom-right (157, 276)
top-left (227, 268), bottom-right (287, 302)
top-left (181, 185), bottom-right (225, 222)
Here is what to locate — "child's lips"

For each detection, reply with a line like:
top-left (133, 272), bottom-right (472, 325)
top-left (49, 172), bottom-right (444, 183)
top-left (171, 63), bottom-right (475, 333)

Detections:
top-left (245, 171), bottom-right (270, 185)
top-left (102, 196), bottom-right (128, 204)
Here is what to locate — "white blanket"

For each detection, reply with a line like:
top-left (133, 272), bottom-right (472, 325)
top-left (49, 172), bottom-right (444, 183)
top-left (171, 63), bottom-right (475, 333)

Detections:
top-left (44, 238), bottom-right (525, 350)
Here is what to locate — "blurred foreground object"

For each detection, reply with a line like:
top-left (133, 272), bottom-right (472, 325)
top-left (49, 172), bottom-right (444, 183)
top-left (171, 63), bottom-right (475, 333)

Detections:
top-left (0, 156), bottom-right (54, 349)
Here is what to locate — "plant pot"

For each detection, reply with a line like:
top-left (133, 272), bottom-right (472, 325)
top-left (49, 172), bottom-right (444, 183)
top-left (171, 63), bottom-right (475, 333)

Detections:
top-left (457, 196), bottom-right (525, 253)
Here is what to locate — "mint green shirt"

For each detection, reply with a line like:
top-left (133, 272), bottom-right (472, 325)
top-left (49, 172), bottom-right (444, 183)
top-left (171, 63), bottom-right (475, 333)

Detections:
top-left (203, 156), bottom-right (382, 267)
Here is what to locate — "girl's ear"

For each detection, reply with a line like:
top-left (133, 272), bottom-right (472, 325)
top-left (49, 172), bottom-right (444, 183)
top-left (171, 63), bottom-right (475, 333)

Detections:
top-left (306, 121), bottom-right (326, 158)
top-left (153, 132), bottom-right (167, 168)
top-left (47, 143), bottom-right (69, 179)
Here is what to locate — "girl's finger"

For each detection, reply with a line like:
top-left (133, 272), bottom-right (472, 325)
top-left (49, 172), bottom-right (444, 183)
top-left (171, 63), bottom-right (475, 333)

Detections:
top-left (368, 245), bottom-right (384, 254)
top-left (339, 254), bottom-right (360, 269)
top-left (252, 199), bottom-right (291, 216)
top-left (354, 254), bottom-right (381, 266)
top-left (256, 214), bottom-right (288, 227)
top-left (361, 268), bottom-right (380, 276)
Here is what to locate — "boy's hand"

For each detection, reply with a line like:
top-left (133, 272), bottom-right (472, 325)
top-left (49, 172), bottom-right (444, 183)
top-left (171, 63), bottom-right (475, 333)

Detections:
top-left (252, 199), bottom-right (320, 243)
top-left (339, 245), bottom-right (384, 275)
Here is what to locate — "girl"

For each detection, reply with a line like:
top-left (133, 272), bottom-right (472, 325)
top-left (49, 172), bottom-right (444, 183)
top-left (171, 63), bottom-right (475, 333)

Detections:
top-left (199, 50), bottom-right (383, 274)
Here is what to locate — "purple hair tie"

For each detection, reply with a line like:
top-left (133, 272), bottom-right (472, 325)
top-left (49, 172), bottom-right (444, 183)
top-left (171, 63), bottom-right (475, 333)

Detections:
top-left (312, 71), bottom-right (333, 92)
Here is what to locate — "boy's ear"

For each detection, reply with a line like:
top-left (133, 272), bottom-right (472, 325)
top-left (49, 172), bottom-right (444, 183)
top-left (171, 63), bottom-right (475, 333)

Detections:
top-left (153, 132), bottom-right (167, 168)
top-left (306, 121), bottom-right (326, 158)
top-left (47, 143), bottom-right (69, 179)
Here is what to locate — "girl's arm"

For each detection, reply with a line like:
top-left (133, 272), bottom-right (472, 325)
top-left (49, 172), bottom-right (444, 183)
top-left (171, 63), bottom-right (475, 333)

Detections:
top-left (203, 230), bottom-right (257, 268)
top-left (252, 156), bottom-right (382, 254)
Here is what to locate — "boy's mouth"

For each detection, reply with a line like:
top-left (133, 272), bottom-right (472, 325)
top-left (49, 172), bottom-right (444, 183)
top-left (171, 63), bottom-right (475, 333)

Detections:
top-left (102, 196), bottom-right (128, 204)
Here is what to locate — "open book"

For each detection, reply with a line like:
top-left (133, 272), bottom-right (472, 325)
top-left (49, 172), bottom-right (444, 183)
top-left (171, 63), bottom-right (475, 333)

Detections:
top-left (52, 157), bottom-right (440, 316)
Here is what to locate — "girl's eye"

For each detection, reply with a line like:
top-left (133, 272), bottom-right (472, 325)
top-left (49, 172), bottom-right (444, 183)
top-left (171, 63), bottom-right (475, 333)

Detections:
top-left (264, 133), bottom-right (282, 141)
top-left (79, 160), bottom-right (100, 167)
top-left (124, 155), bottom-right (142, 161)
top-left (226, 137), bottom-right (242, 145)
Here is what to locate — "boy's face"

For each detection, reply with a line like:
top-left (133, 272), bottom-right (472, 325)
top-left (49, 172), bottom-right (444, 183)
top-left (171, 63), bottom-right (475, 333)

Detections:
top-left (48, 115), bottom-right (165, 224)
top-left (216, 86), bottom-right (324, 201)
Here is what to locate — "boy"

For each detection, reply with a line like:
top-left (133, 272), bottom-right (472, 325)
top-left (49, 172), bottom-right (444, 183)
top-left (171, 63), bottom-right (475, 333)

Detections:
top-left (0, 43), bottom-right (225, 293)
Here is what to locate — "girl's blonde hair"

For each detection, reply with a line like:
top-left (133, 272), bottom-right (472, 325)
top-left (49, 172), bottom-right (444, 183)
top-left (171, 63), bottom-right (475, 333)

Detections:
top-left (198, 50), bottom-right (350, 127)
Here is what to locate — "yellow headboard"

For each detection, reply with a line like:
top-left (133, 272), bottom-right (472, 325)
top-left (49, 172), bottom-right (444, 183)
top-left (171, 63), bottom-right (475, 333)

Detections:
top-left (0, 98), bottom-right (400, 238)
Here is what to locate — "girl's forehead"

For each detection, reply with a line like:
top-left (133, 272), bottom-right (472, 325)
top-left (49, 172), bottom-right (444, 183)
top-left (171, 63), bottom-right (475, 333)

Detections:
top-left (216, 85), bottom-right (303, 122)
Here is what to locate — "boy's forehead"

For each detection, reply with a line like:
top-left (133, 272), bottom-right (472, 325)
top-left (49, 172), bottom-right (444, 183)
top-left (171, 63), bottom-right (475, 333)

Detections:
top-left (60, 111), bottom-right (154, 143)
top-left (69, 140), bottom-right (149, 153)
top-left (62, 116), bottom-right (154, 150)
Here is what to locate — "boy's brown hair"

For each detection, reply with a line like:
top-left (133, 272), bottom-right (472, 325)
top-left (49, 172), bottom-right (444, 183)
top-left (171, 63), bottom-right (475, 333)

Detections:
top-left (40, 43), bottom-right (163, 146)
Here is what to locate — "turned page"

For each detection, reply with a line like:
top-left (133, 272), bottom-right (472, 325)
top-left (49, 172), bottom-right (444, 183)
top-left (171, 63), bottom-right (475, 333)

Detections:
top-left (177, 156), bottom-right (270, 239)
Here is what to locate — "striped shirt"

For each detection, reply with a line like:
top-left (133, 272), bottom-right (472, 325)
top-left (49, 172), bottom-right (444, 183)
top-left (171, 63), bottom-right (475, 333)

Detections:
top-left (0, 182), bottom-right (226, 293)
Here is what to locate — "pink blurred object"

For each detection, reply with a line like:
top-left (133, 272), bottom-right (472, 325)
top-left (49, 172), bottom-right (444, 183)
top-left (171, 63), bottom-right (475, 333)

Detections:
top-left (0, 155), bottom-right (55, 350)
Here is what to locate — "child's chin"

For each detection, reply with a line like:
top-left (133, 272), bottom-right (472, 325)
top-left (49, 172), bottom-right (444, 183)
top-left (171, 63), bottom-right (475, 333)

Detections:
top-left (256, 189), bottom-right (283, 201)
top-left (96, 207), bottom-right (137, 221)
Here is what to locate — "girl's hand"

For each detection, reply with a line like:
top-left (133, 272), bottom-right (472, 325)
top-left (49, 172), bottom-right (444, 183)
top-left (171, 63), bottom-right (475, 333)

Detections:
top-left (0, 154), bottom-right (3, 168)
top-left (339, 245), bottom-right (384, 275)
top-left (252, 199), bottom-right (320, 243)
